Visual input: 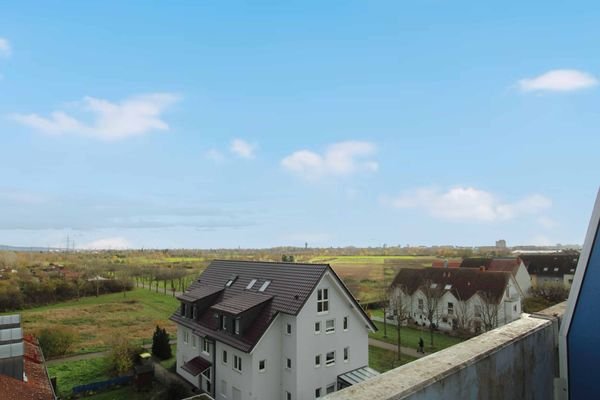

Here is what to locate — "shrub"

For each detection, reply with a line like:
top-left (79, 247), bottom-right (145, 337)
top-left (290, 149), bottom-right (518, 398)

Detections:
top-left (152, 325), bottom-right (172, 360)
top-left (108, 338), bottom-right (143, 375)
top-left (37, 327), bottom-right (78, 358)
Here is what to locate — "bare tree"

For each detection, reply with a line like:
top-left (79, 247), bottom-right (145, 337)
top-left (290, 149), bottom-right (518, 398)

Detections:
top-left (479, 291), bottom-right (499, 331)
top-left (392, 285), bottom-right (410, 362)
top-left (422, 280), bottom-right (443, 346)
top-left (454, 290), bottom-right (473, 332)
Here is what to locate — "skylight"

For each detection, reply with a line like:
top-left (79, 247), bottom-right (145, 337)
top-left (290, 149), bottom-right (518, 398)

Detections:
top-left (258, 280), bottom-right (271, 292)
top-left (246, 279), bottom-right (257, 289)
top-left (430, 283), bottom-right (438, 289)
top-left (444, 284), bottom-right (452, 290)
top-left (225, 274), bottom-right (238, 287)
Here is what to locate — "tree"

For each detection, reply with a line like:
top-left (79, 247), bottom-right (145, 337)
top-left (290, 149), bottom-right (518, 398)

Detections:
top-left (479, 291), bottom-right (499, 331)
top-left (37, 327), bottom-right (78, 358)
top-left (454, 291), bottom-right (473, 333)
top-left (392, 285), bottom-right (410, 362)
top-left (152, 325), bottom-right (172, 360)
top-left (422, 280), bottom-right (443, 346)
top-left (109, 338), bottom-right (141, 375)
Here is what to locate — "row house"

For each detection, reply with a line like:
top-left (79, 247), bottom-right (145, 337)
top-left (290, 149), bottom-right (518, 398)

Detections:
top-left (170, 260), bottom-right (377, 400)
top-left (519, 252), bottom-right (579, 288)
top-left (389, 268), bottom-right (522, 333)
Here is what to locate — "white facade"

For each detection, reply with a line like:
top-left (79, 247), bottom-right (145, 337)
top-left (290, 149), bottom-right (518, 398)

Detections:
top-left (175, 271), bottom-right (372, 400)
top-left (391, 276), bottom-right (522, 333)
top-left (512, 261), bottom-right (532, 296)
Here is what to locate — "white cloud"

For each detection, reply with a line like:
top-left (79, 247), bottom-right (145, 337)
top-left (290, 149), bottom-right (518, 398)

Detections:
top-left (230, 139), bottom-right (256, 159)
top-left (81, 237), bottom-right (132, 250)
top-left (11, 93), bottom-right (179, 140)
top-left (384, 186), bottom-right (551, 222)
top-left (518, 69), bottom-right (598, 92)
top-left (0, 38), bottom-right (10, 58)
top-left (281, 141), bottom-right (378, 180)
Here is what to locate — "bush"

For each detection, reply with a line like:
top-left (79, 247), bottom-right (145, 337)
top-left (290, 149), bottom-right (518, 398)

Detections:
top-left (37, 327), bottom-right (78, 358)
top-left (530, 283), bottom-right (570, 303)
top-left (108, 338), bottom-right (143, 376)
top-left (152, 325), bottom-right (172, 360)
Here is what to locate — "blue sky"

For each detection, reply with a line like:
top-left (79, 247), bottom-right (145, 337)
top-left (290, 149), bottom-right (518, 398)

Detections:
top-left (0, 1), bottom-right (599, 249)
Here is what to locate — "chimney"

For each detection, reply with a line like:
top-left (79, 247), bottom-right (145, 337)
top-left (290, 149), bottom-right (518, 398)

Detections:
top-left (479, 266), bottom-right (485, 272)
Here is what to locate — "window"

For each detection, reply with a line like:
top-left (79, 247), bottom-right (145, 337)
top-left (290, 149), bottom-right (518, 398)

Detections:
top-left (259, 280), bottom-right (271, 292)
top-left (181, 303), bottom-right (186, 316)
top-left (246, 279), bottom-right (257, 289)
top-left (343, 347), bottom-right (349, 362)
top-left (474, 305), bottom-right (482, 318)
top-left (221, 315), bottom-right (228, 331)
top-left (554, 267), bottom-right (559, 272)
top-left (543, 267), bottom-right (549, 272)
top-left (233, 355), bottom-right (242, 372)
top-left (203, 368), bottom-right (211, 393)
top-left (444, 284), bottom-right (452, 290)
top-left (259, 359), bottom-right (266, 372)
top-left (325, 351), bottom-right (335, 366)
top-left (326, 383), bottom-right (335, 394)
top-left (343, 316), bottom-right (348, 331)
top-left (286, 323), bottom-right (292, 335)
top-left (315, 387), bottom-right (322, 399)
top-left (221, 380), bottom-right (227, 397)
top-left (234, 318), bottom-right (240, 335)
top-left (193, 305), bottom-right (198, 320)
top-left (514, 304), bottom-right (517, 312)
top-left (222, 350), bottom-right (228, 364)
top-left (418, 299), bottom-right (424, 310)
top-left (430, 283), bottom-right (438, 289)
top-left (183, 329), bottom-right (189, 344)
top-left (203, 338), bottom-right (210, 354)
top-left (317, 288), bottom-right (329, 313)
top-left (192, 335), bottom-right (197, 348)
top-left (225, 274), bottom-right (238, 287)
top-left (286, 358), bottom-right (292, 369)
top-left (314, 321), bottom-right (321, 334)
top-left (286, 391), bottom-right (292, 400)
top-left (315, 354), bottom-right (321, 367)
top-left (325, 319), bottom-right (335, 334)
top-left (447, 302), bottom-right (454, 315)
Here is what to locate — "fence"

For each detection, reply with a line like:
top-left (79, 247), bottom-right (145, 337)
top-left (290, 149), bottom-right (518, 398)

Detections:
top-left (72, 375), bottom-right (133, 394)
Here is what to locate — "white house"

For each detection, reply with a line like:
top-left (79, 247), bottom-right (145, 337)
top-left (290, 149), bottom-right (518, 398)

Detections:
top-left (389, 267), bottom-right (522, 333)
top-left (170, 260), bottom-right (377, 400)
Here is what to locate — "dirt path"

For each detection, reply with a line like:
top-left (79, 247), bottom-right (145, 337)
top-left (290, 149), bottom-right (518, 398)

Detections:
top-left (368, 338), bottom-right (424, 359)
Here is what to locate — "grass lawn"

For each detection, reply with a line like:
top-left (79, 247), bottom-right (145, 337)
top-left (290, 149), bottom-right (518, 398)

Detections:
top-left (47, 357), bottom-right (112, 396)
top-left (369, 345), bottom-right (417, 373)
top-left (370, 321), bottom-right (464, 352)
top-left (18, 288), bottom-right (179, 356)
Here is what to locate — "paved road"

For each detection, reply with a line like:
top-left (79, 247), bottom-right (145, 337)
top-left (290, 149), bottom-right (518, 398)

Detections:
top-left (368, 338), bottom-right (424, 359)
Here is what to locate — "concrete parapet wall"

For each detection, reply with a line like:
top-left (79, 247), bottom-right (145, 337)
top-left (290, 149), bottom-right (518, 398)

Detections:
top-left (325, 303), bottom-right (565, 400)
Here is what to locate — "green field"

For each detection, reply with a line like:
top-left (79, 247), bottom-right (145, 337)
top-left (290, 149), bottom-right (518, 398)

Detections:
top-left (370, 321), bottom-right (464, 352)
top-left (369, 345), bottom-right (417, 373)
top-left (16, 288), bottom-right (179, 355)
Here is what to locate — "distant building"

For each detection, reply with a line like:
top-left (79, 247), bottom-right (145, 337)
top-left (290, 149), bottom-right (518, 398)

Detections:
top-left (431, 259), bottom-right (461, 269)
top-left (170, 260), bottom-right (377, 400)
top-left (0, 315), bottom-right (56, 400)
top-left (496, 240), bottom-right (507, 249)
top-left (389, 268), bottom-right (523, 333)
top-left (520, 253), bottom-right (579, 288)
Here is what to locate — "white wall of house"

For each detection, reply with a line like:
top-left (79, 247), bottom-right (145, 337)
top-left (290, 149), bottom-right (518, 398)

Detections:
top-left (514, 262), bottom-right (532, 296)
top-left (176, 325), bottom-right (202, 388)
top-left (390, 276), bottom-right (523, 333)
top-left (295, 272), bottom-right (370, 399)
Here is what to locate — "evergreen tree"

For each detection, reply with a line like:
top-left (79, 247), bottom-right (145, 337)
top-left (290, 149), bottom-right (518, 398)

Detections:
top-left (152, 325), bottom-right (172, 360)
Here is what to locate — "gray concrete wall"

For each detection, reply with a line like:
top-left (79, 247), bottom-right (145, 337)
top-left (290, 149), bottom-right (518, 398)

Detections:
top-left (325, 303), bottom-right (565, 400)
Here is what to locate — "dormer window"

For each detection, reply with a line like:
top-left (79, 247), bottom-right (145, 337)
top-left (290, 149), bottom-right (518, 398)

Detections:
top-left (258, 280), bottom-right (271, 292)
top-left (225, 274), bottom-right (238, 287)
top-left (430, 283), bottom-right (438, 289)
top-left (234, 318), bottom-right (240, 335)
top-left (181, 303), bottom-right (187, 316)
top-left (246, 279), bottom-right (257, 290)
top-left (221, 315), bottom-right (227, 331)
top-left (444, 284), bottom-right (452, 290)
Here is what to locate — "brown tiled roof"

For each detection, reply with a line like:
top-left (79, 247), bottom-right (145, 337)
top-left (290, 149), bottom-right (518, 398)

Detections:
top-left (170, 260), bottom-right (375, 353)
top-left (177, 285), bottom-right (223, 303)
top-left (0, 337), bottom-right (55, 400)
top-left (459, 258), bottom-right (493, 269)
top-left (391, 267), bottom-right (511, 303)
top-left (488, 258), bottom-right (521, 274)
top-left (211, 292), bottom-right (272, 315)
top-left (519, 253), bottom-right (579, 277)
top-left (182, 356), bottom-right (211, 376)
